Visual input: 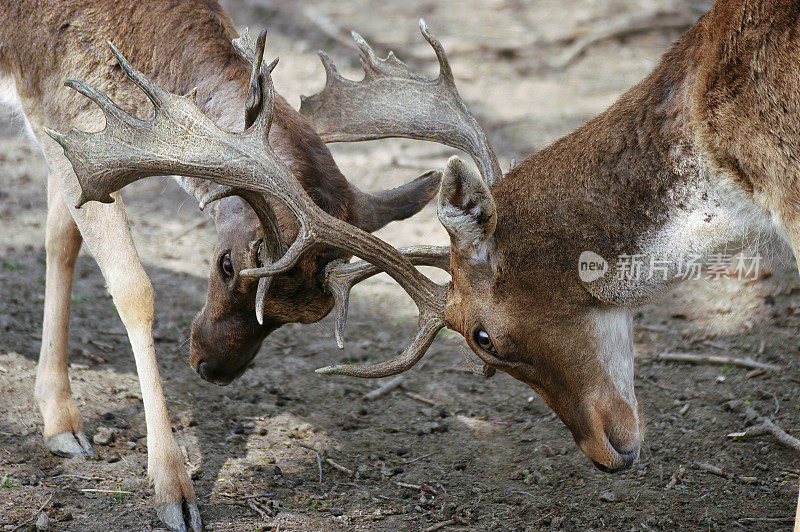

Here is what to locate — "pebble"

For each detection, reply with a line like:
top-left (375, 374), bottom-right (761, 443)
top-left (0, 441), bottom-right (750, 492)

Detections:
top-left (599, 491), bottom-right (616, 502)
top-left (35, 512), bottom-right (50, 531)
top-left (93, 426), bottom-right (116, 445)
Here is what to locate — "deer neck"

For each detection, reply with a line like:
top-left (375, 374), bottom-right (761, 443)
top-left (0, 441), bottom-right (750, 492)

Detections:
top-left (494, 31), bottom-right (772, 308)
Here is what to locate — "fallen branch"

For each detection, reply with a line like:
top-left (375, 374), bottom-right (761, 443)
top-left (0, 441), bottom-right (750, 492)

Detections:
top-left (726, 401), bottom-right (800, 453)
top-left (363, 375), bottom-right (404, 401)
top-left (647, 353), bottom-right (781, 372)
top-left (551, 10), bottom-right (696, 69)
top-left (248, 499), bottom-right (274, 521)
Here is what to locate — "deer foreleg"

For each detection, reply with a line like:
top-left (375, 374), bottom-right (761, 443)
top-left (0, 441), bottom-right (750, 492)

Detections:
top-left (72, 198), bottom-right (200, 531)
top-left (42, 144), bottom-right (201, 531)
top-left (35, 177), bottom-right (91, 456)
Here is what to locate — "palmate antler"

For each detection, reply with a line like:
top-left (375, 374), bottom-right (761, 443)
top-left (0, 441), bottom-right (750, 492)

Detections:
top-left (47, 22), bottom-right (497, 379)
top-left (46, 31), bottom-right (453, 378)
top-left (300, 20), bottom-right (502, 187)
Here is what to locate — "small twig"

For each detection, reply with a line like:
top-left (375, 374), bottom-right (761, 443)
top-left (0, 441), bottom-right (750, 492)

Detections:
top-left (363, 376), bottom-right (405, 401)
top-left (111, 507), bottom-right (133, 522)
top-left (395, 481), bottom-right (438, 495)
top-left (52, 475), bottom-right (108, 481)
top-left (738, 517), bottom-right (795, 524)
top-left (532, 509), bottom-right (557, 526)
top-left (325, 458), bottom-right (354, 477)
top-left (745, 367), bottom-right (767, 379)
top-left (79, 488), bottom-right (134, 494)
top-left (695, 462), bottom-right (728, 478)
top-left (216, 492), bottom-right (269, 500)
top-left (248, 499), bottom-right (273, 521)
top-left (173, 217), bottom-right (210, 240)
top-left (647, 353), bottom-right (782, 371)
top-left (296, 443), bottom-right (324, 484)
top-left (301, 5), bottom-right (362, 49)
top-left (634, 373), bottom-right (682, 393)
top-left (550, 10), bottom-right (695, 69)
top-left (726, 401), bottom-right (800, 453)
top-left (664, 464), bottom-right (685, 490)
top-left (13, 494), bottom-right (54, 532)
top-left (403, 452), bottom-right (435, 464)
top-left (424, 518), bottom-right (456, 532)
top-left (404, 392), bottom-right (437, 406)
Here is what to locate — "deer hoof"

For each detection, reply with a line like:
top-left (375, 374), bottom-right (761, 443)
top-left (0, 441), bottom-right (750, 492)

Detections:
top-left (46, 431), bottom-right (95, 457)
top-left (157, 499), bottom-right (203, 532)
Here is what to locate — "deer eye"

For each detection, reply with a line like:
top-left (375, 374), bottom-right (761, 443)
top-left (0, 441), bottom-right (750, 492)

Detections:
top-left (219, 252), bottom-right (235, 279)
top-left (473, 328), bottom-right (497, 355)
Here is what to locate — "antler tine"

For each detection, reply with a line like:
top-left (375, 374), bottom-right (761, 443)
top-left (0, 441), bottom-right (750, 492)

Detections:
top-left (316, 310), bottom-right (444, 377)
top-left (49, 33), bottom-right (453, 377)
top-left (418, 19), bottom-right (455, 86)
top-left (300, 20), bottom-right (502, 186)
top-left (230, 29), bottom-right (286, 323)
top-left (324, 245), bottom-right (450, 349)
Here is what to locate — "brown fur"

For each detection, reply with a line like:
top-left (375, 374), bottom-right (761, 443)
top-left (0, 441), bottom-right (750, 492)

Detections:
top-left (0, 1), bottom-right (439, 526)
top-left (440, 0), bottom-right (800, 491)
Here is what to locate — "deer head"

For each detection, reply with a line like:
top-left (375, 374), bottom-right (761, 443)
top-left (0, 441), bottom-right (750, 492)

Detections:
top-left (151, 31), bottom-right (445, 385)
top-left (47, 23), bottom-right (639, 473)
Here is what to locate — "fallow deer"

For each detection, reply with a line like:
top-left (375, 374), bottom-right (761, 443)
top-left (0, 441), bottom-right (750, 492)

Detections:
top-left (48, 0), bottom-right (800, 526)
top-left (0, 1), bottom-right (442, 529)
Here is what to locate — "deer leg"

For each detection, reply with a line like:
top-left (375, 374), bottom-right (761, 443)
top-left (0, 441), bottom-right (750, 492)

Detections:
top-left (73, 199), bottom-right (200, 531)
top-left (65, 195), bottom-right (201, 531)
top-left (772, 215), bottom-right (800, 532)
top-left (35, 178), bottom-right (91, 457)
top-left (795, 482), bottom-right (799, 532)
top-left (39, 141), bottom-right (201, 531)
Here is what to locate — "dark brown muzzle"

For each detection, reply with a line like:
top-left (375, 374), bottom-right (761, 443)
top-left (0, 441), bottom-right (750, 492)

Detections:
top-left (189, 310), bottom-right (270, 385)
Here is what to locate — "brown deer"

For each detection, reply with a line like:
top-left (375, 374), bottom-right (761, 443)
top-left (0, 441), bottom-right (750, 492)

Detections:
top-left (48, 0), bottom-right (800, 526)
top-left (0, 1), bottom-right (442, 530)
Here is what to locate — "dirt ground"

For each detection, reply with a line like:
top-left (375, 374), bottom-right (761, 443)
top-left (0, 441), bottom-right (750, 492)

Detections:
top-left (1, 0), bottom-right (799, 530)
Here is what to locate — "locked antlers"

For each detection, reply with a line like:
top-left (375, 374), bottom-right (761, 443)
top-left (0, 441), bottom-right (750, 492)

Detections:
top-left (45, 31), bottom-right (452, 378)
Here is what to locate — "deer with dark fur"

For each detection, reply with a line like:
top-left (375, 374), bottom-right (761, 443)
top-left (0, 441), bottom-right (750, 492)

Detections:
top-left (0, 1), bottom-right (440, 529)
top-left (46, 0), bottom-right (800, 527)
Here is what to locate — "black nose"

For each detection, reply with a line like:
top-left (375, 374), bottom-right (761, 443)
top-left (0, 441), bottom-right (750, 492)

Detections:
top-left (591, 447), bottom-right (639, 473)
top-left (194, 360), bottom-right (233, 386)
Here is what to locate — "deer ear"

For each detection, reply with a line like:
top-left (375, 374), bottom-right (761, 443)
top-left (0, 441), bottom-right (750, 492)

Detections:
top-left (438, 156), bottom-right (497, 254)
